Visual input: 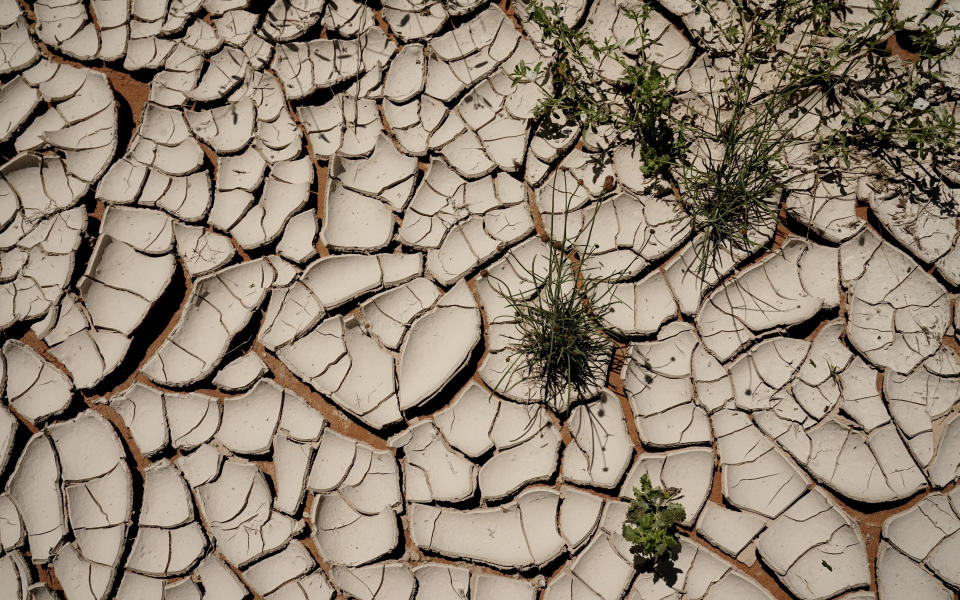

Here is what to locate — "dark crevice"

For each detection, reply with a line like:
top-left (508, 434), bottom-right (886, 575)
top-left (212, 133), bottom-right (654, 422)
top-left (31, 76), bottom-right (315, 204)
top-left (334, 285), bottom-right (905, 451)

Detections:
top-left (83, 263), bottom-right (188, 398)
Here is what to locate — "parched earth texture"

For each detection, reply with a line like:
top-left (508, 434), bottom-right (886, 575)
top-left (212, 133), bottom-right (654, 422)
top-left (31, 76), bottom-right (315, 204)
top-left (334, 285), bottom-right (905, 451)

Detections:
top-left (0, 0), bottom-right (959, 599)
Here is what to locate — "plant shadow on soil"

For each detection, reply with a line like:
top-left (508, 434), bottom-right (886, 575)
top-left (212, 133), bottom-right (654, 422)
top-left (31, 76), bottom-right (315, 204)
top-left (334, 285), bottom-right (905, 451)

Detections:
top-left (634, 549), bottom-right (683, 586)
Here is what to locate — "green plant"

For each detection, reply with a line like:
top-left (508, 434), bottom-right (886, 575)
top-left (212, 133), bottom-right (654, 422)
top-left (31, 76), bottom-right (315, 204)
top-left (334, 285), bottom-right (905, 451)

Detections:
top-left (498, 248), bottom-right (614, 415)
top-left (673, 0), bottom-right (825, 267)
top-left (493, 196), bottom-right (622, 415)
top-left (513, 0), bottom-right (960, 274)
top-left (510, 0), bottom-right (682, 176)
top-left (690, 0), bottom-right (960, 234)
top-left (815, 6), bottom-right (960, 166)
top-left (622, 474), bottom-right (687, 563)
top-left (675, 92), bottom-right (787, 270)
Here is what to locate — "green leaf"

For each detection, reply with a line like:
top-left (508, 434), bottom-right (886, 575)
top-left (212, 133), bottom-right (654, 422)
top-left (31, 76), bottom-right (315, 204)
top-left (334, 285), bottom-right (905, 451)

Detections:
top-left (622, 475), bottom-right (686, 562)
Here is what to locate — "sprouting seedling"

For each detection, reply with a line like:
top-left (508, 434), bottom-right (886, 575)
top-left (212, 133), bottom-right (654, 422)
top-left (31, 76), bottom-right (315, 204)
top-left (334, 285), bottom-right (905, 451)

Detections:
top-left (827, 360), bottom-right (843, 389)
top-left (622, 474), bottom-right (687, 563)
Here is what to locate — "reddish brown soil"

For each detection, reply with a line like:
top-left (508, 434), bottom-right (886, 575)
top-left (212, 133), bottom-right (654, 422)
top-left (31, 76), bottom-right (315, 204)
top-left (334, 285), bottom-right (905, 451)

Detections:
top-left (8, 5), bottom-right (956, 600)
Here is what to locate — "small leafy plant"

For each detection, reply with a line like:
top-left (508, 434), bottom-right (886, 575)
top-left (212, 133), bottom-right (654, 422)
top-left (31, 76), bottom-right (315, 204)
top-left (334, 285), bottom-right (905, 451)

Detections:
top-left (622, 474), bottom-right (686, 563)
top-left (510, 0), bottom-right (682, 176)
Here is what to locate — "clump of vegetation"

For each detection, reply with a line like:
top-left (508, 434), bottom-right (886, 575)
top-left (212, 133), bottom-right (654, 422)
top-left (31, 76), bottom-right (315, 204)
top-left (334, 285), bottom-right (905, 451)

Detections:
top-left (499, 252), bottom-right (615, 415)
top-left (814, 2), bottom-right (960, 166)
top-left (495, 202), bottom-right (621, 416)
top-left (510, 1), bottom-right (682, 176)
top-left (686, 0), bottom-right (960, 263)
top-left (622, 474), bottom-right (687, 563)
top-left (512, 0), bottom-right (960, 272)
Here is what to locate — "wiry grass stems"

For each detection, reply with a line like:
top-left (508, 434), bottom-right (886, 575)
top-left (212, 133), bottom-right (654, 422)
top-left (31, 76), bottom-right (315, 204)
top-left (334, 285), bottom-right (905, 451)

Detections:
top-left (491, 183), bottom-right (624, 416)
top-left (515, 0), bottom-right (960, 275)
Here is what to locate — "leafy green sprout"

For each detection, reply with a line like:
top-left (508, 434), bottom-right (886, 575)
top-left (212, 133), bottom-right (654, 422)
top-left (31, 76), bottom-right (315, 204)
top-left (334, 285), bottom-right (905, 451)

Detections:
top-left (509, 0), bottom-right (682, 176)
top-left (622, 474), bottom-right (687, 563)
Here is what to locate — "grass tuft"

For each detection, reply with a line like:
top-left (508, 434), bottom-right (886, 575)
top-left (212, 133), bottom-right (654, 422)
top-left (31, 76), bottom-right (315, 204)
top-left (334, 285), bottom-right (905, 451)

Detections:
top-left (493, 185), bottom-right (623, 416)
top-left (499, 244), bottom-right (617, 415)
